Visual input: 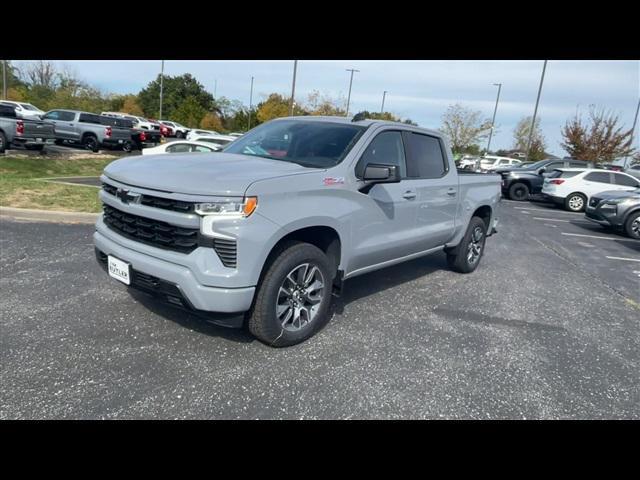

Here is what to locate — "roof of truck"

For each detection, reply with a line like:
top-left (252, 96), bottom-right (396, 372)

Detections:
top-left (271, 115), bottom-right (440, 136)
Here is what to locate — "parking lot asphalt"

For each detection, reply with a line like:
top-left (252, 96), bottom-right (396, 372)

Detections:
top-left (1, 199), bottom-right (638, 419)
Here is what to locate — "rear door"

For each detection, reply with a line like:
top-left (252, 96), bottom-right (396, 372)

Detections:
top-left (581, 171), bottom-right (615, 198)
top-left (403, 131), bottom-right (457, 248)
top-left (612, 172), bottom-right (640, 191)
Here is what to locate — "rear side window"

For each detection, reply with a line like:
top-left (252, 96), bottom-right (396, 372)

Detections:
top-left (613, 173), bottom-right (639, 187)
top-left (403, 132), bottom-right (448, 178)
top-left (548, 170), bottom-right (582, 179)
top-left (356, 131), bottom-right (407, 178)
top-left (584, 172), bottom-right (612, 183)
top-left (79, 113), bottom-right (102, 124)
top-left (166, 144), bottom-right (192, 153)
top-left (55, 111), bottom-right (75, 121)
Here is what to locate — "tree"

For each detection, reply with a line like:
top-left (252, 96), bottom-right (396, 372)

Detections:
top-left (439, 104), bottom-right (491, 155)
top-left (307, 90), bottom-right (344, 116)
top-left (200, 112), bottom-right (224, 132)
top-left (121, 95), bottom-right (144, 116)
top-left (1, 61), bottom-right (25, 96)
top-left (561, 106), bottom-right (636, 162)
top-left (172, 95), bottom-right (208, 128)
top-left (137, 73), bottom-right (215, 119)
top-left (256, 93), bottom-right (291, 123)
top-left (513, 116), bottom-right (547, 161)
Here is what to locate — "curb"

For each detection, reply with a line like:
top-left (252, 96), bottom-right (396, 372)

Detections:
top-left (0, 206), bottom-right (99, 224)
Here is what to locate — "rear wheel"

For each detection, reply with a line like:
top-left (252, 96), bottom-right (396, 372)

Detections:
top-left (83, 135), bottom-right (99, 153)
top-left (175, 131), bottom-right (184, 139)
top-left (122, 141), bottom-right (133, 153)
top-left (446, 216), bottom-right (488, 273)
top-left (625, 212), bottom-right (640, 239)
top-left (565, 193), bottom-right (586, 212)
top-left (0, 131), bottom-right (7, 153)
top-left (248, 242), bottom-right (334, 347)
top-left (508, 182), bottom-right (530, 201)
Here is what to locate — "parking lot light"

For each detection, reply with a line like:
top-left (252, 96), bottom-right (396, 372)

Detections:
top-left (381, 90), bottom-right (387, 114)
top-left (248, 76), bottom-right (254, 131)
top-left (486, 83), bottom-right (502, 154)
top-left (525, 60), bottom-right (548, 161)
top-left (159, 60), bottom-right (165, 120)
top-left (345, 68), bottom-right (360, 117)
top-left (290, 60), bottom-right (298, 117)
top-left (2, 60), bottom-right (6, 100)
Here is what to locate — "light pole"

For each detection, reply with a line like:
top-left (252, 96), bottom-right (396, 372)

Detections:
top-left (525, 60), bottom-right (548, 161)
top-left (290, 60), bottom-right (298, 116)
top-left (345, 68), bottom-right (360, 117)
top-left (380, 90), bottom-right (387, 114)
top-left (247, 76), bottom-right (254, 131)
top-left (159, 60), bottom-right (164, 119)
top-left (624, 97), bottom-right (640, 169)
top-left (485, 83), bottom-right (502, 154)
top-left (2, 60), bottom-right (7, 100)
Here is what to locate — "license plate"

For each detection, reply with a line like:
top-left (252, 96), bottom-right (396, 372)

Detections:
top-left (118, 139), bottom-right (123, 144)
top-left (108, 255), bottom-right (131, 285)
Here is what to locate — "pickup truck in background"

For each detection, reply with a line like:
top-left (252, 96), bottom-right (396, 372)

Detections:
top-left (100, 115), bottom-right (161, 152)
top-left (42, 109), bottom-right (132, 152)
top-left (0, 104), bottom-right (56, 153)
top-left (95, 116), bottom-right (501, 346)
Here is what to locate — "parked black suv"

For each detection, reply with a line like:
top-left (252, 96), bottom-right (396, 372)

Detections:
top-left (500, 159), bottom-right (591, 200)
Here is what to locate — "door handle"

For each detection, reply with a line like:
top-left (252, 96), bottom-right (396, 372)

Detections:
top-left (402, 191), bottom-right (417, 200)
top-left (447, 188), bottom-right (457, 196)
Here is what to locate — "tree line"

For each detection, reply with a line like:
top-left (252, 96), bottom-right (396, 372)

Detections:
top-left (2, 61), bottom-right (637, 163)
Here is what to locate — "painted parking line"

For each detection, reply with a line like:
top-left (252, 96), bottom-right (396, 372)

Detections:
top-left (514, 206), bottom-right (583, 215)
top-left (561, 232), bottom-right (640, 243)
top-left (532, 216), bottom-right (593, 224)
top-left (605, 256), bottom-right (640, 262)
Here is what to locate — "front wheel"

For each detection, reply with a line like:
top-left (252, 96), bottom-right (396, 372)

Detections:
top-left (175, 131), bottom-right (184, 139)
top-left (564, 193), bottom-right (586, 212)
top-left (446, 216), bottom-right (488, 273)
top-left (122, 141), bottom-right (133, 153)
top-left (248, 242), bottom-right (334, 347)
top-left (83, 135), bottom-right (99, 153)
top-left (625, 212), bottom-right (640, 240)
top-left (0, 131), bottom-right (7, 153)
top-left (508, 182), bottom-right (530, 201)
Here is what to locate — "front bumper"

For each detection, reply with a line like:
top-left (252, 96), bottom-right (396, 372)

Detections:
top-left (94, 227), bottom-right (255, 314)
top-left (585, 206), bottom-right (619, 227)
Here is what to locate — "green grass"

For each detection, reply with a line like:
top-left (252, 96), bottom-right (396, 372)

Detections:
top-left (0, 155), bottom-right (117, 213)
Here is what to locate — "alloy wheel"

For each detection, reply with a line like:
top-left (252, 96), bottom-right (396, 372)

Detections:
top-left (276, 263), bottom-right (325, 332)
top-left (467, 226), bottom-right (484, 265)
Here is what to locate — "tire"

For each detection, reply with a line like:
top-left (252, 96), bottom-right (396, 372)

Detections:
top-left (446, 216), bottom-right (488, 274)
top-left (508, 182), bottom-right (530, 201)
top-left (564, 192), bottom-right (586, 212)
top-left (0, 131), bottom-right (6, 153)
top-left (54, 139), bottom-right (64, 146)
top-left (248, 242), bottom-right (334, 347)
top-left (624, 211), bottom-right (640, 240)
top-left (175, 131), bottom-right (184, 139)
top-left (83, 135), bottom-right (99, 153)
top-left (122, 141), bottom-right (133, 153)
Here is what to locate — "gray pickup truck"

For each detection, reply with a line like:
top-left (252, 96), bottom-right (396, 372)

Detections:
top-left (42, 109), bottom-right (132, 152)
top-left (94, 116), bottom-right (501, 346)
top-left (0, 104), bottom-right (56, 153)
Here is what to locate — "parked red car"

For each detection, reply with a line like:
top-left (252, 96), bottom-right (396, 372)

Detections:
top-left (148, 118), bottom-right (173, 137)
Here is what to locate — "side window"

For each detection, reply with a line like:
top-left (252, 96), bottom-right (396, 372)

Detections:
top-left (546, 162), bottom-right (563, 171)
top-left (613, 173), bottom-right (639, 187)
top-left (404, 132), bottom-right (448, 178)
top-left (193, 145), bottom-right (213, 152)
top-left (355, 131), bottom-right (407, 179)
top-left (43, 111), bottom-right (60, 120)
top-left (584, 172), bottom-right (613, 184)
top-left (58, 111), bottom-right (76, 121)
top-left (166, 144), bottom-right (192, 153)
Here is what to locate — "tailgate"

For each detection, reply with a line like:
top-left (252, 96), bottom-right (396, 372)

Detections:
top-left (111, 128), bottom-right (132, 141)
top-left (21, 121), bottom-right (56, 138)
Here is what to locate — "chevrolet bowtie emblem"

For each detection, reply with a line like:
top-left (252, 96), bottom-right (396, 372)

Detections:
top-left (116, 188), bottom-right (141, 204)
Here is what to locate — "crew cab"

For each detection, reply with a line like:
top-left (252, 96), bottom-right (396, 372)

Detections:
top-left (94, 116), bottom-right (501, 346)
top-left (0, 104), bottom-right (56, 153)
top-left (42, 110), bottom-right (132, 152)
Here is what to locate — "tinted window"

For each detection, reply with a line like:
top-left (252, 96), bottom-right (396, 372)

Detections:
top-left (356, 131), bottom-right (406, 178)
top-left (569, 161), bottom-right (588, 168)
top-left (43, 111), bottom-right (60, 120)
top-left (404, 132), bottom-right (447, 178)
top-left (56, 111), bottom-right (75, 121)
top-left (166, 144), bottom-right (193, 153)
top-left (79, 113), bottom-right (103, 124)
top-left (613, 173), bottom-right (639, 187)
top-left (193, 145), bottom-right (213, 152)
top-left (585, 172), bottom-right (612, 183)
top-left (548, 170), bottom-right (582, 179)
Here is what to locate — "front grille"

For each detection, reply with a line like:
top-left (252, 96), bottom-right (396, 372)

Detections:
top-left (213, 238), bottom-right (237, 268)
top-left (102, 182), bottom-right (194, 213)
top-left (103, 204), bottom-right (200, 253)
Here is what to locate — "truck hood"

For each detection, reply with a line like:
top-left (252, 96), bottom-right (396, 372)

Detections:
top-left (103, 152), bottom-right (318, 196)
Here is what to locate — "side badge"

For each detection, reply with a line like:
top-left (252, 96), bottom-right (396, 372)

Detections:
top-left (323, 177), bottom-right (345, 186)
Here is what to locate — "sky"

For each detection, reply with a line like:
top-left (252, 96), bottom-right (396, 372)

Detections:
top-left (14, 60), bottom-right (640, 156)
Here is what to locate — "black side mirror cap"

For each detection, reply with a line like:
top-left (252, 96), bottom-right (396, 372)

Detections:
top-left (363, 163), bottom-right (401, 183)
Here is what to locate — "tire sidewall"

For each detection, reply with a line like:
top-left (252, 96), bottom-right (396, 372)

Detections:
top-left (0, 131), bottom-right (6, 153)
top-left (250, 243), bottom-right (334, 346)
top-left (453, 217), bottom-right (487, 273)
top-left (84, 135), bottom-right (99, 152)
top-left (122, 141), bottom-right (133, 153)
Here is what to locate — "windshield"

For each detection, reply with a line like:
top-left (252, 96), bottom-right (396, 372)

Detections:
top-left (522, 160), bottom-right (549, 170)
top-left (223, 120), bottom-right (366, 168)
top-left (20, 103), bottom-right (39, 111)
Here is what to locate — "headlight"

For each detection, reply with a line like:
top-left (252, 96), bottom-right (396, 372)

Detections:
top-left (603, 198), bottom-right (629, 205)
top-left (195, 196), bottom-right (257, 217)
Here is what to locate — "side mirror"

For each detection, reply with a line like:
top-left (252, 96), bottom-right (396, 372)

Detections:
top-left (363, 163), bottom-right (401, 183)
top-left (538, 168), bottom-right (546, 175)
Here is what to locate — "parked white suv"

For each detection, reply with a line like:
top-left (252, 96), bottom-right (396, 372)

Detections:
top-left (186, 129), bottom-right (219, 140)
top-left (542, 168), bottom-right (640, 212)
top-left (0, 101), bottom-right (45, 120)
top-left (189, 134), bottom-right (236, 147)
top-left (479, 156), bottom-right (522, 172)
top-left (101, 112), bottom-right (156, 131)
top-left (159, 120), bottom-right (189, 138)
